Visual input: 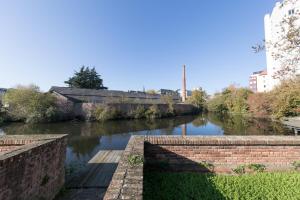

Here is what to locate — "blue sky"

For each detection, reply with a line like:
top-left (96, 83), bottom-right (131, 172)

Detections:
top-left (0, 0), bottom-right (278, 94)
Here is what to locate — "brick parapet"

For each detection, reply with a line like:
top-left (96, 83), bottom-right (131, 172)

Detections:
top-left (104, 136), bottom-right (144, 200)
top-left (104, 136), bottom-right (300, 199)
top-left (0, 134), bottom-right (67, 200)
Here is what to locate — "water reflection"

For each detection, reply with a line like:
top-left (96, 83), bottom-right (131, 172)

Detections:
top-left (0, 113), bottom-right (293, 167)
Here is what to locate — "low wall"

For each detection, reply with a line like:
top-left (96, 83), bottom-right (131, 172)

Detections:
top-left (0, 135), bottom-right (67, 200)
top-left (145, 136), bottom-right (300, 173)
top-left (104, 136), bottom-right (300, 199)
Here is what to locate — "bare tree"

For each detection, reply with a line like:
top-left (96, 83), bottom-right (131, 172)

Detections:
top-left (254, 0), bottom-right (300, 79)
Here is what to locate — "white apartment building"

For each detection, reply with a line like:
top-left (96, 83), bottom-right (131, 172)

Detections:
top-left (264, 0), bottom-right (300, 91)
top-left (249, 70), bottom-right (268, 93)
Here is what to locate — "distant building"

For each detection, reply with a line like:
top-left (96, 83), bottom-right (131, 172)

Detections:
top-left (158, 89), bottom-right (179, 96)
top-left (50, 87), bottom-right (180, 104)
top-left (249, 70), bottom-right (268, 93)
top-left (264, 0), bottom-right (300, 90)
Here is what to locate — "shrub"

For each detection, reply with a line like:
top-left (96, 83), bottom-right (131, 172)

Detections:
top-left (161, 95), bottom-right (175, 115)
top-left (132, 105), bottom-right (147, 119)
top-left (92, 105), bottom-right (124, 121)
top-left (232, 165), bottom-right (246, 175)
top-left (268, 78), bottom-right (300, 118)
top-left (233, 164), bottom-right (266, 175)
top-left (248, 164), bottom-right (266, 173)
top-left (3, 85), bottom-right (58, 123)
top-left (247, 93), bottom-right (271, 117)
top-left (145, 105), bottom-right (162, 119)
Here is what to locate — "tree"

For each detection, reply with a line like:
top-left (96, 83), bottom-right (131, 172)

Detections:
top-left (253, 0), bottom-right (300, 79)
top-left (3, 85), bottom-right (57, 123)
top-left (146, 90), bottom-right (157, 95)
top-left (187, 88), bottom-right (208, 111)
top-left (65, 66), bottom-right (107, 89)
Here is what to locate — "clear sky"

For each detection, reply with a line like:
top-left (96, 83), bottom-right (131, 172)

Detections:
top-left (0, 0), bottom-right (278, 94)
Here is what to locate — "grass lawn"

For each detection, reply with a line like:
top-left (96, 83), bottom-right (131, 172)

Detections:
top-left (144, 172), bottom-right (300, 200)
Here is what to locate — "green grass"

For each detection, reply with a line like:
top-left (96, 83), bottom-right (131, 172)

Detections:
top-left (144, 172), bottom-right (300, 200)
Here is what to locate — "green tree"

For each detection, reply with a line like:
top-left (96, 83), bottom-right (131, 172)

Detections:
top-left (187, 88), bottom-right (208, 111)
top-left (65, 66), bottom-right (107, 89)
top-left (3, 85), bottom-right (57, 123)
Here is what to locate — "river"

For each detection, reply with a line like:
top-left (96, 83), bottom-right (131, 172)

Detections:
top-left (0, 113), bottom-right (293, 173)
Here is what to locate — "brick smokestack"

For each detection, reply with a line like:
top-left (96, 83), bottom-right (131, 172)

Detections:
top-left (182, 65), bottom-right (187, 102)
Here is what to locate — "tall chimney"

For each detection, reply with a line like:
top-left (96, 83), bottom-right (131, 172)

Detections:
top-left (182, 65), bottom-right (187, 102)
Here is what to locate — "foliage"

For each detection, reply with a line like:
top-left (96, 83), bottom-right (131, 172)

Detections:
top-left (132, 105), bottom-right (147, 119)
top-left (145, 104), bottom-right (162, 119)
top-left (292, 161), bottom-right (300, 170)
top-left (233, 164), bottom-right (266, 175)
top-left (146, 90), bottom-right (157, 95)
top-left (65, 66), bottom-right (107, 89)
top-left (208, 78), bottom-right (300, 119)
top-left (92, 105), bottom-right (124, 121)
top-left (3, 85), bottom-right (57, 123)
top-left (187, 88), bottom-right (208, 111)
top-left (207, 86), bottom-right (252, 114)
top-left (198, 161), bottom-right (214, 171)
top-left (247, 93), bottom-right (271, 117)
top-left (161, 95), bottom-right (175, 115)
top-left (248, 164), bottom-right (266, 173)
top-left (268, 78), bottom-right (300, 118)
top-left (144, 172), bottom-right (300, 200)
top-left (207, 93), bottom-right (228, 113)
top-left (232, 165), bottom-right (246, 175)
top-left (127, 154), bottom-right (144, 167)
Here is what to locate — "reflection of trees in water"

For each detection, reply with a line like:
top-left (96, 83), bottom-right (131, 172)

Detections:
top-left (68, 136), bottom-right (100, 158)
top-left (192, 115), bottom-right (208, 127)
top-left (207, 113), bottom-right (293, 135)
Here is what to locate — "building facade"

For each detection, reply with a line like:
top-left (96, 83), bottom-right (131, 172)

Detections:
top-left (249, 70), bottom-right (268, 93)
top-left (264, 0), bottom-right (300, 90)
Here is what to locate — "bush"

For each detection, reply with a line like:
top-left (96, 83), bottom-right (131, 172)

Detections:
top-left (161, 95), bottom-right (175, 115)
top-left (92, 105), bottom-right (124, 121)
top-left (247, 93), bottom-right (271, 117)
top-left (131, 105), bottom-right (147, 119)
top-left (268, 78), bottom-right (300, 118)
top-left (3, 85), bottom-right (58, 123)
top-left (145, 105), bottom-right (162, 119)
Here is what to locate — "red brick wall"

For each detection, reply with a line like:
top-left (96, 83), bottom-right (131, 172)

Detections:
top-left (0, 135), bottom-right (67, 200)
top-left (145, 136), bottom-right (300, 173)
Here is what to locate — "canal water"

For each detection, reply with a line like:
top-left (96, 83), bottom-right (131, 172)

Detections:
top-left (0, 113), bottom-right (293, 173)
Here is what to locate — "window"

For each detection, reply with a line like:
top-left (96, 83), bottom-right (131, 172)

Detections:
top-left (289, 9), bottom-right (295, 15)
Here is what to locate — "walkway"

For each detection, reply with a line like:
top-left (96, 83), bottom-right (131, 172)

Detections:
top-left (61, 150), bottom-right (123, 200)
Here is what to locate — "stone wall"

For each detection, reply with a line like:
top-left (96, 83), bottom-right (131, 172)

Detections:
top-left (0, 135), bottom-right (67, 200)
top-left (104, 136), bottom-right (300, 199)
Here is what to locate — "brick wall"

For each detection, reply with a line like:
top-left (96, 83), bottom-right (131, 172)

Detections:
top-left (0, 135), bottom-right (67, 200)
top-left (104, 136), bottom-right (300, 199)
top-left (104, 136), bottom-right (144, 200)
top-left (145, 136), bottom-right (300, 173)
